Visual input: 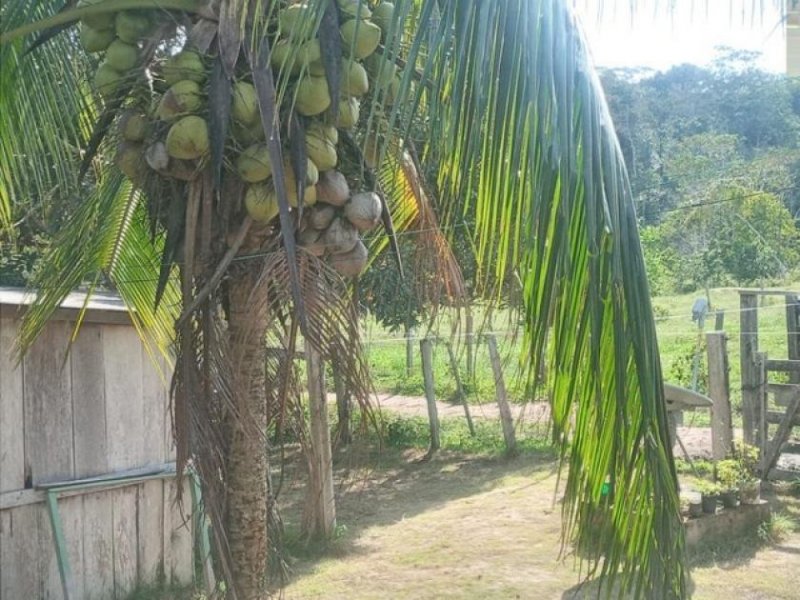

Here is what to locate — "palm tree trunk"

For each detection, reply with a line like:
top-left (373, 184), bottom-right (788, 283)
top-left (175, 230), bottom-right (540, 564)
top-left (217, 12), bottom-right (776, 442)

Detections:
top-left (226, 268), bottom-right (270, 600)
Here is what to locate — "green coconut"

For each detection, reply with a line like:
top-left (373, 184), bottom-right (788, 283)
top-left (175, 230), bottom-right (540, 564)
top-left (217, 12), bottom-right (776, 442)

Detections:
top-left (105, 39), bottom-right (139, 72)
top-left (365, 54), bottom-right (397, 87)
top-left (165, 115), bottom-right (209, 160)
top-left (232, 120), bottom-right (266, 146)
top-left (156, 80), bottom-right (203, 121)
top-left (305, 158), bottom-right (320, 186)
top-left (245, 184), bottom-right (280, 223)
top-left (342, 59), bottom-right (369, 96)
top-left (329, 239), bottom-right (368, 278)
top-left (270, 39), bottom-right (322, 76)
top-left (114, 11), bottom-right (150, 44)
top-left (232, 81), bottom-right (259, 125)
top-left (278, 4), bottom-right (315, 39)
top-left (316, 170), bottom-right (350, 206)
top-left (236, 144), bottom-right (272, 183)
top-left (334, 96), bottom-right (360, 129)
top-left (340, 19), bottom-right (381, 59)
top-left (94, 62), bottom-right (123, 100)
top-left (77, 0), bottom-right (114, 30)
top-left (118, 110), bottom-right (148, 142)
top-left (163, 51), bottom-right (205, 86)
top-left (295, 76), bottom-right (331, 116)
top-left (372, 2), bottom-right (396, 37)
top-left (344, 191), bottom-right (382, 231)
top-left (115, 141), bottom-right (147, 184)
top-left (303, 185), bottom-right (318, 206)
top-left (299, 39), bottom-right (322, 69)
top-left (338, 0), bottom-right (372, 19)
top-left (308, 59), bottom-right (326, 76)
top-left (307, 121), bottom-right (338, 146)
top-left (305, 130), bottom-right (337, 171)
top-left (80, 23), bottom-right (115, 53)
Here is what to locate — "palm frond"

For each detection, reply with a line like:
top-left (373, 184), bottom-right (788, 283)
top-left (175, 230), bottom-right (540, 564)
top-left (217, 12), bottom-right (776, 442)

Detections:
top-left (392, 1), bottom-right (686, 596)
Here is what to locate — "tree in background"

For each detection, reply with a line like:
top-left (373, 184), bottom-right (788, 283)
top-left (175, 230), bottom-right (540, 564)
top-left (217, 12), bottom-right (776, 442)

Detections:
top-left (2, 1), bottom-right (684, 598)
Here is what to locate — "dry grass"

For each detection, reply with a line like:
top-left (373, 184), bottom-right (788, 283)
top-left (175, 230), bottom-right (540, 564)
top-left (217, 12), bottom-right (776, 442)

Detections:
top-left (281, 449), bottom-right (800, 600)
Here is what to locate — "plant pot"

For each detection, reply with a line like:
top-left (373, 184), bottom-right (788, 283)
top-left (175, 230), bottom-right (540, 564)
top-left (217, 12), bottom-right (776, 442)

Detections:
top-left (701, 493), bottom-right (718, 514)
top-left (720, 490), bottom-right (740, 508)
top-left (740, 480), bottom-right (761, 504)
top-left (688, 501), bottom-right (703, 518)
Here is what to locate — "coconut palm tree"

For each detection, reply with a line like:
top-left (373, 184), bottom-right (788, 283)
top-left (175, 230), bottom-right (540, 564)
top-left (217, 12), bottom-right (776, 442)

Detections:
top-left (1, 1), bottom-right (689, 598)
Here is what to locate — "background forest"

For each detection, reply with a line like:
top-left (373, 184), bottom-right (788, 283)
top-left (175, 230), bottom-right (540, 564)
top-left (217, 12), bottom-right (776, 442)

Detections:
top-left (601, 49), bottom-right (800, 294)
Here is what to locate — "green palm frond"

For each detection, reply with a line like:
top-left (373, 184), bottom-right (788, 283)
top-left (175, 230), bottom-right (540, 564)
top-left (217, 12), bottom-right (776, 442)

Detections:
top-left (388, 1), bottom-right (686, 597)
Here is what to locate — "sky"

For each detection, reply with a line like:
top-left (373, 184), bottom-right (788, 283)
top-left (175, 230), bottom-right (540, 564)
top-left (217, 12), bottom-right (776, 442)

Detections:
top-left (573, 1), bottom-right (787, 73)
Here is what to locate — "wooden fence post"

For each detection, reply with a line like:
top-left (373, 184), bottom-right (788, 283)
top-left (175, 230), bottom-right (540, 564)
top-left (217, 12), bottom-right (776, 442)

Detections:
top-left (405, 325), bottom-right (415, 377)
top-left (420, 338), bottom-right (441, 452)
top-left (466, 307), bottom-right (475, 380)
top-left (486, 334), bottom-right (517, 454)
top-left (715, 310), bottom-right (725, 331)
top-left (756, 352), bottom-right (768, 455)
top-left (706, 332), bottom-right (733, 460)
top-left (740, 293), bottom-right (759, 445)
top-left (787, 294), bottom-right (800, 385)
top-left (304, 346), bottom-right (336, 539)
top-left (445, 342), bottom-right (475, 436)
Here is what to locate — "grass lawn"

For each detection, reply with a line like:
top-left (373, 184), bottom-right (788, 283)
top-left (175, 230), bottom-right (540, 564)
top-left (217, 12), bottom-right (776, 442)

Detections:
top-left (278, 445), bottom-right (800, 600)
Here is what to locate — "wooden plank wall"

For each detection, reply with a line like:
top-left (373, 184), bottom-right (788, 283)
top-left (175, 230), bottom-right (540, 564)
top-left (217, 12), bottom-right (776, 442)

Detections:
top-left (0, 315), bottom-right (193, 599)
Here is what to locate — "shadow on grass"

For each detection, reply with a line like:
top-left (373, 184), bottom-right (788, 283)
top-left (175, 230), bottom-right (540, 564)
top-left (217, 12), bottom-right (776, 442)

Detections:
top-left (274, 431), bottom-right (558, 575)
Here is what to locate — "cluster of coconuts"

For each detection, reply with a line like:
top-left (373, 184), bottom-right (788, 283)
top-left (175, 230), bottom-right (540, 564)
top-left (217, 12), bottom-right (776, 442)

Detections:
top-left (80, 0), bottom-right (399, 279)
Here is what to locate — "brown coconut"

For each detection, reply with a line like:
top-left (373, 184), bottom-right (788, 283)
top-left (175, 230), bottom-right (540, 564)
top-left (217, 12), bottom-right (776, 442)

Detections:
top-left (321, 217), bottom-right (358, 254)
top-left (309, 204), bottom-right (336, 230)
top-left (298, 228), bottom-right (326, 257)
top-left (344, 192), bottom-right (382, 231)
top-left (115, 141), bottom-right (147, 184)
top-left (316, 170), bottom-right (350, 207)
top-left (118, 110), bottom-right (148, 142)
top-left (329, 240), bottom-right (368, 278)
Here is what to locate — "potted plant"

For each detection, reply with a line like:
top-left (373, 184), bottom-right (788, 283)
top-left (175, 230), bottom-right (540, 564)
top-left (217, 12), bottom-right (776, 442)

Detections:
top-left (716, 459), bottom-right (741, 508)
top-left (697, 482), bottom-right (722, 514)
top-left (736, 444), bottom-right (762, 505)
top-left (688, 498), bottom-right (703, 518)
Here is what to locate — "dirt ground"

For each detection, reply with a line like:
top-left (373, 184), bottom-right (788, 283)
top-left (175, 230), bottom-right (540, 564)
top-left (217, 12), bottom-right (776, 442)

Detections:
top-left (282, 446), bottom-right (800, 600)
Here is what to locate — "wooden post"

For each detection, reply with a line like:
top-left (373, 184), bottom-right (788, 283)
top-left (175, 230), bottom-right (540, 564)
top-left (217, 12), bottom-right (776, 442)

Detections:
top-left (715, 310), bottom-right (725, 331)
top-left (465, 306), bottom-right (475, 380)
top-left (332, 366), bottom-right (351, 446)
top-left (756, 352), bottom-right (768, 456)
top-left (420, 338), bottom-right (440, 452)
top-left (786, 294), bottom-right (800, 385)
top-left (740, 293), bottom-right (759, 445)
top-left (304, 346), bottom-right (336, 539)
top-left (445, 342), bottom-right (475, 436)
top-left (405, 324), bottom-right (415, 377)
top-left (706, 332), bottom-right (733, 460)
top-left (486, 334), bottom-right (517, 454)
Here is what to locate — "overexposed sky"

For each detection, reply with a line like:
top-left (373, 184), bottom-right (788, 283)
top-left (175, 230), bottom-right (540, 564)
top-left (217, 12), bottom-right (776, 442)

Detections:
top-left (573, 1), bottom-right (787, 72)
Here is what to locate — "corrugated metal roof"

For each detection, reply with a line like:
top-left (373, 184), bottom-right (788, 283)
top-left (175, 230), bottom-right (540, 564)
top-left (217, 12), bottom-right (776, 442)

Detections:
top-left (0, 287), bottom-right (128, 313)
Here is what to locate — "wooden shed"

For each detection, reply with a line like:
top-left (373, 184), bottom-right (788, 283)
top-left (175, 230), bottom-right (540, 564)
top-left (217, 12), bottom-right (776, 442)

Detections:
top-left (0, 287), bottom-right (193, 599)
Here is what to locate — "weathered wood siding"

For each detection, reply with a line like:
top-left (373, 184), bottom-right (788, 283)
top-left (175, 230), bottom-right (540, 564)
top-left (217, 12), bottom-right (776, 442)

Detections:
top-left (0, 306), bottom-right (193, 599)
